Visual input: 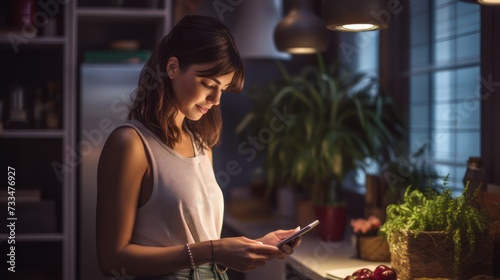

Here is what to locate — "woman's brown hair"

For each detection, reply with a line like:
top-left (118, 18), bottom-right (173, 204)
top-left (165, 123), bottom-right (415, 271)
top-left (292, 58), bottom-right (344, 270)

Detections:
top-left (128, 15), bottom-right (244, 149)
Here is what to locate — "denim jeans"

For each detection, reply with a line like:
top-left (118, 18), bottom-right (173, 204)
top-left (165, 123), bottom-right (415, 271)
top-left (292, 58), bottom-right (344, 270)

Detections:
top-left (135, 265), bottom-right (229, 280)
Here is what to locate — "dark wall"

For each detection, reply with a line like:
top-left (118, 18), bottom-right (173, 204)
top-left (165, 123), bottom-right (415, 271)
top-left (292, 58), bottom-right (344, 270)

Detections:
top-left (481, 5), bottom-right (500, 186)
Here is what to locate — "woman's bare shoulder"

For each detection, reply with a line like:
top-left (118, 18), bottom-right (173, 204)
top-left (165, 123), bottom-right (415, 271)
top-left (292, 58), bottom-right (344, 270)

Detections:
top-left (104, 126), bottom-right (143, 148)
top-left (100, 126), bottom-right (146, 164)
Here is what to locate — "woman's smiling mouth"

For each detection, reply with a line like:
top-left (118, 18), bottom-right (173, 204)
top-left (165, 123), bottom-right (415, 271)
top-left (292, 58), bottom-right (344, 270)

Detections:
top-left (197, 105), bottom-right (209, 114)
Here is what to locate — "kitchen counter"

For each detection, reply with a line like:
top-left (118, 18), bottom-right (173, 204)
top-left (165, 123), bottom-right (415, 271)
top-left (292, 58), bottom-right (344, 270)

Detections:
top-left (223, 214), bottom-right (389, 280)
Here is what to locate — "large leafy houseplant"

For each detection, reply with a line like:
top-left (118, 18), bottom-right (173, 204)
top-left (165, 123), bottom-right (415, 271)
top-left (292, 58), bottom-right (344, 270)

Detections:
top-left (237, 55), bottom-right (403, 206)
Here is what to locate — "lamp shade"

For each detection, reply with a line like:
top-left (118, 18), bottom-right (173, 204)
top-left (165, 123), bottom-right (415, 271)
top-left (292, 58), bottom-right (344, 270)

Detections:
top-left (321, 0), bottom-right (389, 32)
top-left (274, 0), bottom-right (329, 54)
top-left (231, 0), bottom-right (291, 60)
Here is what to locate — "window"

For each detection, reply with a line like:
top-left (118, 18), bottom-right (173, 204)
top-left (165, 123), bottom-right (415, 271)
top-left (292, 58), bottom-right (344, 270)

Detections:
top-left (409, 0), bottom-right (481, 190)
top-left (339, 31), bottom-right (380, 78)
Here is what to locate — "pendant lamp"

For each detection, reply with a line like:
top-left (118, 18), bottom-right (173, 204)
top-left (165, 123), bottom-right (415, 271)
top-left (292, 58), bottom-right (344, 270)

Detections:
top-left (274, 0), bottom-right (329, 54)
top-left (321, 0), bottom-right (389, 32)
top-left (231, 0), bottom-right (291, 59)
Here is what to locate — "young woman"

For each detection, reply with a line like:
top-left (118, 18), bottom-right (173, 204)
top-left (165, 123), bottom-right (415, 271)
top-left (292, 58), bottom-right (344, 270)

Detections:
top-left (96, 15), bottom-right (301, 280)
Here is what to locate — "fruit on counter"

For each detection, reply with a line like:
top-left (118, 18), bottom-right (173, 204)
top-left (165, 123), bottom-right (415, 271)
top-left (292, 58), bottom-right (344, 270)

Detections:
top-left (373, 265), bottom-right (397, 280)
top-left (352, 268), bottom-right (373, 279)
top-left (344, 265), bottom-right (397, 280)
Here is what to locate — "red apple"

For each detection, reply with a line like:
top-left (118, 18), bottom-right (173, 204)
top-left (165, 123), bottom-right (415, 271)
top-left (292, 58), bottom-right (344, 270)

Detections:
top-left (373, 265), bottom-right (397, 280)
top-left (352, 268), bottom-right (373, 279)
top-left (344, 276), bottom-right (352, 280)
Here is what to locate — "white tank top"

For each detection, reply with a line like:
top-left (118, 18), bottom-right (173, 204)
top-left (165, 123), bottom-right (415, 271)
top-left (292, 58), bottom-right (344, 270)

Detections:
top-left (118, 120), bottom-right (224, 246)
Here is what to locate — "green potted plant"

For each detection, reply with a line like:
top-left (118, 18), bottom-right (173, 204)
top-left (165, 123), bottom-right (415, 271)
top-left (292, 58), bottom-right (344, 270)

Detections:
top-left (351, 145), bottom-right (439, 262)
top-left (380, 181), bottom-right (494, 279)
top-left (237, 55), bottom-right (403, 241)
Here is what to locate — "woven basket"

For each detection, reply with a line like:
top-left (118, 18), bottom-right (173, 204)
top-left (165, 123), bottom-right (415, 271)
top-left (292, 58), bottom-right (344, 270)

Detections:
top-left (390, 230), bottom-right (493, 280)
top-left (357, 234), bottom-right (391, 262)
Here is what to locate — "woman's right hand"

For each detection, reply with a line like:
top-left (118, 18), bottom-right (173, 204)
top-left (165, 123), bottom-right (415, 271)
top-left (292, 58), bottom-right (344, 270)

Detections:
top-left (213, 237), bottom-right (283, 272)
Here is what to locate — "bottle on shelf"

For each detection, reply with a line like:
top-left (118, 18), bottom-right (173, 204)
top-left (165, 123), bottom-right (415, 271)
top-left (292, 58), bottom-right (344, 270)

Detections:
top-left (463, 156), bottom-right (487, 207)
top-left (6, 84), bottom-right (30, 129)
top-left (44, 81), bottom-right (61, 129)
top-left (33, 87), bottom-right (44, 128)
top-left (12, 0), bottom-right (36, 28)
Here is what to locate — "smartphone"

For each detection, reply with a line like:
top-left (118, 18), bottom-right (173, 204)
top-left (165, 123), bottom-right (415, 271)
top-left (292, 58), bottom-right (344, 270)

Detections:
top-left (275, 220), bottom-right (320, 248)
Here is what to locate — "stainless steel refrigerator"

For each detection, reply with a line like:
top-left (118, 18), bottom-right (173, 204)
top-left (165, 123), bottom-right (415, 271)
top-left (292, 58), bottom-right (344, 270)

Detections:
top-left (79, 63), bottom-right (143, 280)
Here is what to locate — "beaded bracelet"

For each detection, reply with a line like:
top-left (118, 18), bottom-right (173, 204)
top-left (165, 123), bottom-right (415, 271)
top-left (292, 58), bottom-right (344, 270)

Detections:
top-left (185, 243), bottom-right (196, 269)
top-left (210, 240), bottom-right (228, 273)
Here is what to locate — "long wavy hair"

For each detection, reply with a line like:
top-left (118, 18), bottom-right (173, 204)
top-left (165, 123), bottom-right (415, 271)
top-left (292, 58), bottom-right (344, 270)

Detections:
top-left (128, 15), bottom-right (244, 149)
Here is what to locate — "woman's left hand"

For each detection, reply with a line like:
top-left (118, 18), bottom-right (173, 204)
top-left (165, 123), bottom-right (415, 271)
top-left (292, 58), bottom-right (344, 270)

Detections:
top-left (257, 228), bottom-right (302, 257)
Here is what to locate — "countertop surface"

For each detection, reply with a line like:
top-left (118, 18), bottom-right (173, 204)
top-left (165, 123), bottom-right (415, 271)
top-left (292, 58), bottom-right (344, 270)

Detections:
top-left (223, 214), bottom-right (389, 280)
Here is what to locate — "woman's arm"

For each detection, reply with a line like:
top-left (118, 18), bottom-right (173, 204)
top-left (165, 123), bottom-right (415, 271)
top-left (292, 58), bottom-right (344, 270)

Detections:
top-left (96, 128), bottom-right (282, 277)
top-left (97, 127), bottom-right (204, 276)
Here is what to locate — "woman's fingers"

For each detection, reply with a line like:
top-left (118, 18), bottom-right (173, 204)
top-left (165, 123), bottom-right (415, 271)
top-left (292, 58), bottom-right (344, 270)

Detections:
top-left (289, 236), bottom-right (301, 248)
top-left (280, 244), bottom-right (294, 255)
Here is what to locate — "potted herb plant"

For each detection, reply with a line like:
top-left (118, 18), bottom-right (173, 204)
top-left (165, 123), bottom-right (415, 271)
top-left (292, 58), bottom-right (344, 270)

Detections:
top-left (380, 181), bottom-right (494, 279)
top-left (237, 55), bottom-right (403, 241)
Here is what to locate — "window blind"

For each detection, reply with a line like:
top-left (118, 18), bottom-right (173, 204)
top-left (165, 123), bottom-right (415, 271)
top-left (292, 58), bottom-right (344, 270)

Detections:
top-left (409, 0), bottom-right (481, 190)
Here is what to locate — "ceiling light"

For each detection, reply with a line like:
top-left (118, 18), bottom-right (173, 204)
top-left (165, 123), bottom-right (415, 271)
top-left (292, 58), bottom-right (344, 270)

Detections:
top-left (336, 24), bottom-right (378, 32)
top-left (274, 0), bottom-right (329, 54)
top-left (321, 0), bottom-right (390, 32)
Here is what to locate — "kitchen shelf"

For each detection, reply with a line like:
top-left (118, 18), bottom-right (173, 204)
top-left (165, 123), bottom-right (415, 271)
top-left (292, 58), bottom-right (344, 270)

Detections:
top-left (0, 1), bottom-right (172, 278)
top-left (0, 129), bottom-right (65, 139)
top-left (0, 37), bottom-right (65, 54)
top-left (0, 0), bottom-right (74, 278)
top-left (0, 233), bottom-right (64, 242)
top-left (0, 36), bottom-right (66, 46)
top-left (77, 7), bottom-right (167, 21)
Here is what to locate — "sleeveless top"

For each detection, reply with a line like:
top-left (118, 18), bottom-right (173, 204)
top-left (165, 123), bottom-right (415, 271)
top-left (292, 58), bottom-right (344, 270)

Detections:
top-left (117, 120), bottom-right (224, 247)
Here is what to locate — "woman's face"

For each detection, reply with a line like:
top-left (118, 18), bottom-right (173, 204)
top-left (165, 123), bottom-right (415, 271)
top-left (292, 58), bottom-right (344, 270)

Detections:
top-left (167, 57), bottom-right (234, 121)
